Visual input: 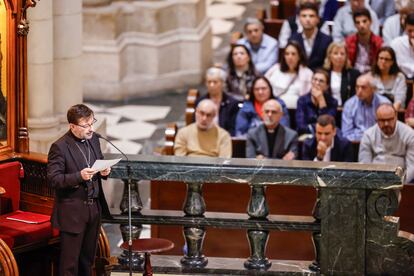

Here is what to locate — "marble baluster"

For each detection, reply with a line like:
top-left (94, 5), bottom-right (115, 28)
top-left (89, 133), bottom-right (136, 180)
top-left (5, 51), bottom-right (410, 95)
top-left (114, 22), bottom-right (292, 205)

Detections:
top-left (118, 179), bottom-right (144, 269)
top-left (309, 189), bottom-right (321, 272)
top-left (181, 182), bottom-right (208, 267)
top-left (244, 185), bottom-right (271, 270)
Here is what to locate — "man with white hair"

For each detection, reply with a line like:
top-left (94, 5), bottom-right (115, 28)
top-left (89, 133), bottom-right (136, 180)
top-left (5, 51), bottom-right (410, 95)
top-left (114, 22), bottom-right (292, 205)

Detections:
top-left (174, 99), bottom-right (232, 158)
top-left (237, 17), bottom-right (278, 74)
top-left (342, 73), bottom-right (390, 141)
top-left (246, 99), bottom-right (298, 159)
top-left (359, 103), bottom-right (414, 183)
top-left (195, 67), bottom-right (240, 136)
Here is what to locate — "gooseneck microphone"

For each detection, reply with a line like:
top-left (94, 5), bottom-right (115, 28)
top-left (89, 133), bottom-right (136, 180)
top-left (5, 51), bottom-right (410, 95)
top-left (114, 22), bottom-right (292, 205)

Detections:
top-left (95, 132), bottom-right (133, 276)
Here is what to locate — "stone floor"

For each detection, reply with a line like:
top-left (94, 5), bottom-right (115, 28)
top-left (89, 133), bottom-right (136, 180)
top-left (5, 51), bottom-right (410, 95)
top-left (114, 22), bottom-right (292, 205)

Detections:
top-left (86, 0), bottom-right (268, 262)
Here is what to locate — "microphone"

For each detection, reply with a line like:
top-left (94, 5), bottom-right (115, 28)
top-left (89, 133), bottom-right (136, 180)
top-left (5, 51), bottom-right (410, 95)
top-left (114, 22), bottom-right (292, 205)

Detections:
top-left (95, 132), bottom-right (134, 276)
top-left (94, 132), bottom-right (129, 162)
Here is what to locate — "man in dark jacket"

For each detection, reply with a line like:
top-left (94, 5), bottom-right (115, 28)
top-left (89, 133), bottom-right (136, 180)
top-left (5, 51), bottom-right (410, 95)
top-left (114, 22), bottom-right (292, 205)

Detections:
top-left (47, 104), bottom-right (111, 276)
top-left (302, 114), bottom-right (354, 162)
top-left (289, 2), bottom-right (332, 70)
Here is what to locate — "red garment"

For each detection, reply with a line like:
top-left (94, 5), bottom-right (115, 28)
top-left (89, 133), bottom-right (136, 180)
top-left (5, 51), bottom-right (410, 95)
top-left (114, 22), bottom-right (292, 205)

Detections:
top-left (405, 99), bottom-right (414, 121)
top-left (254, 101), bottom-right (264, 120)
top-left (345, 33), bottom-right (383, 66)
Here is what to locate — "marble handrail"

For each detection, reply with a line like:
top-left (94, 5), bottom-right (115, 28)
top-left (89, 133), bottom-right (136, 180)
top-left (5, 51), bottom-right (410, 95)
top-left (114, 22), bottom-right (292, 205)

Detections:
top-left (105, 154), bottom-right (414, 275)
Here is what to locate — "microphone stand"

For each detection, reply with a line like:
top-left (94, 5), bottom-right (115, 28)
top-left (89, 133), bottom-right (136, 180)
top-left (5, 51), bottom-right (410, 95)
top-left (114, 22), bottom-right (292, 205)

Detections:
top-left (96, 133), bottom-right (133, 276)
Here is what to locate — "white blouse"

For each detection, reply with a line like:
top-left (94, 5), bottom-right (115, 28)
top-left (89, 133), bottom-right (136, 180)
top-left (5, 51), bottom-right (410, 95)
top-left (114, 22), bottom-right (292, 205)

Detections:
top-left (265, 64), bottom-right (313, 109)
top-left (330, 71), bottom-right (342, 106)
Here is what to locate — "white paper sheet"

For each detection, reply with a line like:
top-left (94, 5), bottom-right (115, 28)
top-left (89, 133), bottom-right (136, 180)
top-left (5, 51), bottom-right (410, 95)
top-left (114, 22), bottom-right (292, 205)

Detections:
top-left (91, 158), bottom-right (122, 171)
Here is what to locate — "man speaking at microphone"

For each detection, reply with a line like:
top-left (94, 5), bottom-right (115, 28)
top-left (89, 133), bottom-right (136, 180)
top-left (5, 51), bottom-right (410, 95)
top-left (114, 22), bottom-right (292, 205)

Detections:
top-left (47, 104), bottom-right (111, 276)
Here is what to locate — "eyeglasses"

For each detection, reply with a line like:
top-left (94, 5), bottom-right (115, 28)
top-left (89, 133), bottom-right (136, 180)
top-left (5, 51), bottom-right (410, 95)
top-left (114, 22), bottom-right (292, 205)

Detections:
top-left (264, 109), bottom-right (280, 115)
top-left (76, 118), bottom-right (97, 129)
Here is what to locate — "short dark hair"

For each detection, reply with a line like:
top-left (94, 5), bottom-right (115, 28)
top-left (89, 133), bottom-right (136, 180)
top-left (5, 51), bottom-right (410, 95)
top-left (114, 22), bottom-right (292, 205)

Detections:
top-left (317, 114), bottom-right (336, 128)
top-left (281, 40), bottom-right (307, 73)
top-left (299, 2), bottom-right (319, 16)
top-left (248, 76), bottom-right (276, 103)
top-left (67, 104), bottom-right (94, 124)
top-left (405, 13), bottom-right (414, 27)
top-left (372, 47), bottom-right (400, 76)
top-left (352, 8), bottom-right (371, 22)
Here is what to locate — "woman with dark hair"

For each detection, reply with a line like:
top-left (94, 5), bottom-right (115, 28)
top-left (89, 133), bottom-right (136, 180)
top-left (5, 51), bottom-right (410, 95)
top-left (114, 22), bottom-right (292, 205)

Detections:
top-left (235, 76), bottom-right (290, 136)
top-left (372, 46), bottom-right (407, 110)
top-left (226, 44), bottom-right (260, 101)
top-left (296, 68), bottom-right (338, 135)
top-left (265, 40), bottom-right (313, 109)
top-left (323, 41), bottom-right (360, 106)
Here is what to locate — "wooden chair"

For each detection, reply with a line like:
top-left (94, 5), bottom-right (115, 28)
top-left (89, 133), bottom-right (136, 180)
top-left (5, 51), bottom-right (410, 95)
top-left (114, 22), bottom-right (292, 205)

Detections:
top-left (185, 89), bottom-right (199, 126)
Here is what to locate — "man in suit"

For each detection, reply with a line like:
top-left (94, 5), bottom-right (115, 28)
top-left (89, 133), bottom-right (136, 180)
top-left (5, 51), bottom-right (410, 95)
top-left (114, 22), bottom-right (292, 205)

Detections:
top-left (246, 99), bottom-right (298, 159)
top-left (289, 2), bottom-right (333, 71)
top-left (47, 104), bottom-right (111, 276)
top-left (302, 114), bottom-right (355, 162)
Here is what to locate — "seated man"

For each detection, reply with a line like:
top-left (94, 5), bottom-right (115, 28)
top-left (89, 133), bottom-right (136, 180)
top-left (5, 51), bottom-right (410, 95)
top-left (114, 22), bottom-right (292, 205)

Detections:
top-left (346, 8), bottom-right (383, 73)
top-left (289, 2), bottom-right (333, 71)
top-left (237, 17), bottom-right (278, 74)
top-left (332, 0), bottom-right (379, 42)
top-left (302, 114), bottom-right (354, 162)
top-left (195, 67), bottom-right (240, 136)
top-left (390, 12), bottom-right (414, 79)
top-left (382, 4), bottom-right (414, 44)
top-left (342, 73), bottom-right (390, 142)
top-left (246, 99), bottom-right (298, 159)
top-left (359, 103), bottom-right (414, 182)
top-left (174, 99), bottom-right (232, 158)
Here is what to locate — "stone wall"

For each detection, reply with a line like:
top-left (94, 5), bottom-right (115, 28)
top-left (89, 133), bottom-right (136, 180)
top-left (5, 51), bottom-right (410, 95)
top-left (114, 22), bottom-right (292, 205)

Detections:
top-left (82, 0), bottom-right (212, 100)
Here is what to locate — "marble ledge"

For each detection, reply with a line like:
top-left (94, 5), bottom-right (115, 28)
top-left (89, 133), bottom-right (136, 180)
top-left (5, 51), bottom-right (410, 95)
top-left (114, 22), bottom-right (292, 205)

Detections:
top-left (106, 154), bottom-right (403, 189)
top-left (113, 255), bottom-right (316, 275)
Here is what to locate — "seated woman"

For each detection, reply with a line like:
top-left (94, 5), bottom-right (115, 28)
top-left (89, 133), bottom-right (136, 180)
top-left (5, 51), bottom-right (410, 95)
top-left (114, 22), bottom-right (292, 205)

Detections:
top-left (323, 41), bottom-right (360, 106)
top-left (371, 46), bottom-right (407, 110)
top-left (296, 68), bottom-right (338, 135)
top-left (226, 44), bottom-right (260, 101)
top-left (265, 40), bottom-right (313, 109)
top-left (195, 67), bottom-right (241, 136)
top-left (235, 76), bottom-right (290, 136)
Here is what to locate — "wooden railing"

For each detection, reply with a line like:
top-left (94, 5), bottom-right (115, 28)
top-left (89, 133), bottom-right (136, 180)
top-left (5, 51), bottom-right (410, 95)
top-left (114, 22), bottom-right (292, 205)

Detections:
top-left (104, 154), bottom-right (414, 275)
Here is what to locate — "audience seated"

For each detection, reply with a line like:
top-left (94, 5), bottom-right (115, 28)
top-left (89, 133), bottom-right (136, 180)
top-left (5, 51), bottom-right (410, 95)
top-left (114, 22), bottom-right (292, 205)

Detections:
top-left (289, 2), bottom-right (333, 71)
top-left (226, 44), bottom-right (260, 101)
top-left (174, 99), bottom-right (232, 158)
top-left (246, 99), bottom-right (298, 159)
top-left (302, 114), bottom-right (354, 161)
top-left (382, 5), bottom-right (414, 45)
top-left (345, 8), bottom-right (383, 73)
top-left (237, 17), bottom-right (278, 75)
top-left (279, 0), bottom-right (331, 48)
top-left (296, 69), bottom-right (338, 135)
top-left (235, 77), bottom-right (290, 136)
top-left (371, 46), bottom-right (407, 110)
top-left (359, 103), bottom-right (414, 183)
top-left (265, 41), bottom-right (313, 109)
top-left (368, 0), bottom-right (396, 25)
top-left (332, 0), bottom-right (379, 42)
top-left (323, 41), bottom-right (360, 106)
top-left (390, 12), bottom-right (414, 80)
top-left (342, 73), bottom-right (391, 142)
top-left (195, 67), bottom-right (240, 136)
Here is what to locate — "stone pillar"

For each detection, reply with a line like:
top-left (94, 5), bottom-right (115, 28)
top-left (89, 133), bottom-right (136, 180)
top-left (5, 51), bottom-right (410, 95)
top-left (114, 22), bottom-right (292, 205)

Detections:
top-left (53, 0), bottom-right (83, 121)
top-left (82, 0), bottom-right (212, 100)
top-left (27, 0), bottom-right (61, 154)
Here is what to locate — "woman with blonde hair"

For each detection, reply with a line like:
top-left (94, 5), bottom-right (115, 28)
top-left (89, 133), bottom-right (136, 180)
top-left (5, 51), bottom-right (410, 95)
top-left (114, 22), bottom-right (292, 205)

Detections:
top-left (323, 41), bottom-right (360, 106)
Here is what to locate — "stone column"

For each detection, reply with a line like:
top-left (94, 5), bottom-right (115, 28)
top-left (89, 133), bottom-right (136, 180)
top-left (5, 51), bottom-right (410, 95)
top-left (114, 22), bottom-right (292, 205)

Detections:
top-left (53, 0), bottom-right (83, 122)
top-left (27, 0), bottom-right (61, 154)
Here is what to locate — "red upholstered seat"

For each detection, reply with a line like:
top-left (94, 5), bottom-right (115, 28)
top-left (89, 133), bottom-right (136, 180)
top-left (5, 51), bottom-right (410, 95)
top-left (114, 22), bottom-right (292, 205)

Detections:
top-left (0, 162), bottom-right (59, 249)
